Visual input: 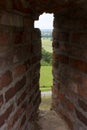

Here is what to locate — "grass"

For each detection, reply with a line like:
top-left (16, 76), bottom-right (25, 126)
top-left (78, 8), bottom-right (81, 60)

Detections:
top-left (39, 38), bottom-right (52, 109)
top-left (40, 66), bottom-right (52, 92)
top-left (42, 38), bottom-right (52, 53)
top-left (40, 87), bottom-right (51, 92)
top-left (40, 37), bottom-right (52, 92)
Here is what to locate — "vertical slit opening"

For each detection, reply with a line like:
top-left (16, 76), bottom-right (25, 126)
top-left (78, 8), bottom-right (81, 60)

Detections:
top-left (35, 13), bottom-right (54, 110)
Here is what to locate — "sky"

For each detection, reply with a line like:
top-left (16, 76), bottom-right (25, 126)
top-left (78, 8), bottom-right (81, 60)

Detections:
top-left (35, 13), bottom-right (54, 29)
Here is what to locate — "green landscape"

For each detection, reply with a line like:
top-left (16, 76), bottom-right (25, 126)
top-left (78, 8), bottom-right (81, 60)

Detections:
top-left (40, 66), bottom-right (52, 91)
top-left (40, 29), bottom-right (53, 92)
top-left (41, 38), bottom-right (52, 53)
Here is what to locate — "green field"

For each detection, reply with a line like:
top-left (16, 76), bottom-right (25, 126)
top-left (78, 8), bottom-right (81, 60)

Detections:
top-left (40, 37), bottom-right (53, 92)
top-left (42, 38), bottom-right (52, 53)
top-left (40, 66), bottom-right (53, 91)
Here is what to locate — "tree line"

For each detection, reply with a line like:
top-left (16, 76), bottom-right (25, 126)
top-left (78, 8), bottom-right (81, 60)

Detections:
top-left (41, 48), bottom-right (52, 66)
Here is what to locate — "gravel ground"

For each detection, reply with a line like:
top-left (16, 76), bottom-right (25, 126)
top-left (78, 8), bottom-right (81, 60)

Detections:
top-left (32, 110), bottom-right (69, 130)
top-left (30, 94), bottom-right (69, 130)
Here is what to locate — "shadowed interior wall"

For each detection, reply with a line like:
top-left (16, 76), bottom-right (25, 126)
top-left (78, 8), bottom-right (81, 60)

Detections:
top-left (0, 1), bottom-right (87, 130)
top-left (0, 11), bottom-right (41, 130)
top-left (52, 7), bottom-right (87, 130)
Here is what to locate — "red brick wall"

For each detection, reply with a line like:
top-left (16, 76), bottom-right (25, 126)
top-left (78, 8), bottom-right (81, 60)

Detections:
top-left (52, 8), bottom-right (87, 130)
top-left (0, 11), bottom-right (41, 130)
top-left (0, 1), bottom-right (87, 130)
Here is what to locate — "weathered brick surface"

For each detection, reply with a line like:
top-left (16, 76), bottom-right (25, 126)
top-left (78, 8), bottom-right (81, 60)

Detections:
top-left (78, 87), bottom-right (87, 100)
top-left (13, 64), bottom-right (27, 79)
top-left (78, 99), bottom-right (87, 112)
top-left (0, 104), bottom-right (13, 127)
top-left (20, 114), bottom-right (26, 128)
top-left (63, 115), bottom-right (73, 130)
top-left (0, 32), bottom-right (11, 45)
top-left (0, 12), bottom-right (23, 27)
top-left (0, 94), bottom-right (3, 108)
top-left (15, 76), bottom-right (26, 92)
top-left (75, 108), bottom-right (87, 126)
top-left (23, 17), bottom-right (34, 28)
top-left (17, 90), bottom-right (27, 105)
top-left (5, 86), bottom-right (16, 102)
top-left (52, 7), bottom-right (87, 130)
top-left (0, 10), bottom-right (41, 130)
top-left (0, 1), bottom-right (87, 130)
top-left (7, 107), bottom-right (22, 130)
top-left (0, 71), bottom-right (12, 89)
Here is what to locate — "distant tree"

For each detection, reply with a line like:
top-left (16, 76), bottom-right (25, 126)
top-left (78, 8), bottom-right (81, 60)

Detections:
top-left (41, 29), bottom-right (52, 38)
top-left (41, 48), bottom-right (52, 66)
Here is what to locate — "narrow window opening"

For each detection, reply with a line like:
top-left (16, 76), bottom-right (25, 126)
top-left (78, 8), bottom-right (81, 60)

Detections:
top-left (35, 13), bottom-right (53, 110)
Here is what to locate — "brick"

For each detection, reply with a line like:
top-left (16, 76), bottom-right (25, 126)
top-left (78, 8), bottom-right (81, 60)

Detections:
top-left (21, 101), bottom-right (27, 111)
top-left (23, 18), bottom-right (34, 28)
top-left (8, 103), bottom-right (26, 130)
top-left (13, 64), bottom-right (26, 78)
top-left (75, 108), bottom-right (87, 126)
top-left (0, 104), bottom-right (13, 127)
top-left (17, 90), bottom-right (27, 105)
top-left (52, 9), bottom-right (87, 130)
top-left (52, 87), bottom-right (74, 111)
top-left (78, 87), bottom-right (87, 100)
top-left (0, 0), bottom-right (13, 10)
top-left (13, 31), bottom-right (24, 44)
top-left (0, 54), bottom-right (12, 69)
top-left (25, 59), bottom-right (31, 70)
top-left (0, 95), bottom-right (3, 108)
top-left (15, 76), bottom-right (26, 92)
top-left (32, 29), bottom-right (41, 41)
top-left (78, 99), bottom-right (87, 112)
top-left (0, 1), bottom-right (6, 9)
top-left (33, 92), bottom-right (39, 105)
top-left (0, 46), bottom-right (8, 53)
top-left (69, 71), bottom-right (83, 84)
top-left (0, 32), bottom-right (11, 45)
top-left (20, 114), bottom-right (26, 128)
top-left (0, 71), bottom-right (12, 90)
top-left (67, 100), bottom-right (74, 111)
top-left (53, 54), bottom-right (69, 67)
top-left (71, 32), bottom-right (87, 43)
top-left (14, 108), bottom-right (23, 122)
top-left (52, 87), bottom-right (64, 99)
top-left (24, 31), bottom-right (31, 41)
top-left (0, 12), bottom-right (23, 27)
top-left (69, 59), bottom-right (87, 73)
top-left (83, 77), bottom-right (87, 88)
top-left (32, 75), bottom-right (39, 85)
top-left (13, 45), bottom-right (30, 64)
top-left (52, 41), bottom-right (59, 48)
top-left (5, 87), bottom-right (15, 102)
top-left (53, 31), bottom-right (69, 41)
top-left (8, 107), bottom-right (24, 129)
top-left (66, 91), bottom-right (77, 101)
top-left (26, 106), bottom-right (32, 120)
top-left (54, 54), bottom-right (87, 73)
top-left (63, 115), bottom-right (73, 130)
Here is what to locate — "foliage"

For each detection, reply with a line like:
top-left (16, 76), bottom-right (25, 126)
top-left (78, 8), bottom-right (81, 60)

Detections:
top-left (41, 29), bottom-right (52, 38)
top-left (41, 38), bottom-right (52, 53)
top-left (41, 48), bottom-right (52, 66)
top-left (40, 35), bottom-right (53, 92)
